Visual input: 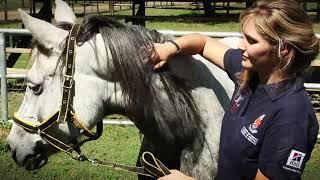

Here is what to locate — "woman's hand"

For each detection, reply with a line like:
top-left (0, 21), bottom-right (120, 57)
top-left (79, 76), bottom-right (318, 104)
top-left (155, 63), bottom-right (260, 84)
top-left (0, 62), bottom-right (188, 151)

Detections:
top-left (150, 41), bottom-right (179, 69)
top-left (158, 170), bottom-right (196, 180)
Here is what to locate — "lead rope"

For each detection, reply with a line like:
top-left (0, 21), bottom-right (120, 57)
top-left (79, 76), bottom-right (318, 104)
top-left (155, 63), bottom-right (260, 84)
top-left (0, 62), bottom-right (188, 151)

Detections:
top-left (74, 151), bottom-right (170, 178)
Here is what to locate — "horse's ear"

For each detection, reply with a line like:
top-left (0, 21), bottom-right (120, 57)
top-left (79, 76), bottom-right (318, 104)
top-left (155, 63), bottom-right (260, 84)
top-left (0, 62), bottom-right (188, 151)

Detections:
top-left (54, 0), bottom-right (76, 24)
top-left (18, 9), bottom-right (68, 51)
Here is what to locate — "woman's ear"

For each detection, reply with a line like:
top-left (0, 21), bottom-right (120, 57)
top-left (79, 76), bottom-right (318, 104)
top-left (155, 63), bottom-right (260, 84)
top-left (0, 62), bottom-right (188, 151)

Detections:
top-left (280, 43), bottom-right (295, 69)
top-left (277, 42), bottom-right (292, 61)
top-left (280, 43), bottom-right (291, 57)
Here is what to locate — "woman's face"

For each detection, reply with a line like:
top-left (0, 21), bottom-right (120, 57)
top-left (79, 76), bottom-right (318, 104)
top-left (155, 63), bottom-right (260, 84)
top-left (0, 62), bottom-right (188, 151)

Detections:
top-left (239, 20), bottom-right (276, 73)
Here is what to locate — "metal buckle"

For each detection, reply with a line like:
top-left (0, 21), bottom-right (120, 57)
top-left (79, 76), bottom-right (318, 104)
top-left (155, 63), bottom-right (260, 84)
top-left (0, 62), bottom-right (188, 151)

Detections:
top-left (64, 74), bottom-right (73, 80)
top-left (63, 75), bottom-right (73, 89)
top-left (70, 150), bottom-right (82, 160)
top-left (36, 125), bottom-right (41, 135)
top-left (87, 158), bottom-right (98, 166)
top-left (64, 74), bottom-right (73, 81)
top-left (91, 159), bottom-right (98, 166)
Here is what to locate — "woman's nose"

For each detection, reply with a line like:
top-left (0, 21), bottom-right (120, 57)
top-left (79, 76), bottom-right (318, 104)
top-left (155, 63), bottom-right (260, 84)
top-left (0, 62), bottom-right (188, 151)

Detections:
top-left (238, 39), bottom-right (246, 50)
top-left (238, 40), bottom-right (247, 55)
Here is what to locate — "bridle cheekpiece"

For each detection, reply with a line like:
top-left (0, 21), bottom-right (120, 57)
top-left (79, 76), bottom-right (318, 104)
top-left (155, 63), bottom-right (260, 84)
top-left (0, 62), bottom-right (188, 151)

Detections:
top-left (13, 24), bottom-right (103, 160)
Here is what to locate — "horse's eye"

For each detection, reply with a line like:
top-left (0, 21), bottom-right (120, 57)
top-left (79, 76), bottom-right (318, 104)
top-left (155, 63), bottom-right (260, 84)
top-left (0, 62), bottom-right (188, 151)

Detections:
top-left (28, 82), bottom-right (43, 95)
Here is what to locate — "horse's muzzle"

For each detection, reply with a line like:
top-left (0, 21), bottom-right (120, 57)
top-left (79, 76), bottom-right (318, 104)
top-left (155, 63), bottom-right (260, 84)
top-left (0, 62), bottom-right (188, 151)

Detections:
top-left (23, 153), bottom-right (48, 170)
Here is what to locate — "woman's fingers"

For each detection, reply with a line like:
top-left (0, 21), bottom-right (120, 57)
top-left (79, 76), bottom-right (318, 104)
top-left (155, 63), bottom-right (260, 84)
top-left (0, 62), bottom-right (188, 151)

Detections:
top-left (158, 170), bottom-right (195, 180)
top-left (154, 61), bottom-right (167, 69)
top-left (148, 43), bottom-right (169, 69)
top-left (150, 49), bottom-right (160, 62)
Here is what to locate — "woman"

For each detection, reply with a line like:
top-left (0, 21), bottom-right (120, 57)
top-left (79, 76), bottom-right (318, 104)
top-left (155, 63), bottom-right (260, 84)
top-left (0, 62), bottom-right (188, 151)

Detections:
top-left (151, 0), bottom-right (319, 179)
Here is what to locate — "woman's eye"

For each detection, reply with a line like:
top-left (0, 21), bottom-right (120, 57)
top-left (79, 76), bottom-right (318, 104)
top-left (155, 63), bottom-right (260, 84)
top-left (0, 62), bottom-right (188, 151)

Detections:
top-left (27, 82), bottom-right (43, 95)
top-left (247, 39), bottom-right (256, 44)
top-left (245, 36), bottom-right (257, 44)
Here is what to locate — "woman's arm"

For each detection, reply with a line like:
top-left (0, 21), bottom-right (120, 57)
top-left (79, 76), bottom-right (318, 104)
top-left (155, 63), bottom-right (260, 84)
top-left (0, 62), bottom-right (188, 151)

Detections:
top-left (151, 33), bottom-right (230, 69)
top-left (255, 169), bottom-right (269, 180)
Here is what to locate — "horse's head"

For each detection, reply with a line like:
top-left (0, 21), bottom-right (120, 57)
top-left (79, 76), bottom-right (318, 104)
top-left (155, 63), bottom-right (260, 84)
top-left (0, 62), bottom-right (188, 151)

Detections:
top-left (6, 0), bottom-right (117, 170)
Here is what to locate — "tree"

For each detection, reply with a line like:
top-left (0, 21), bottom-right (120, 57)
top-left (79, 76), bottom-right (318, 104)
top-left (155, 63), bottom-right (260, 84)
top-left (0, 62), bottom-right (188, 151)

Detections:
top-left (203, 0), bottom-right (214, 16)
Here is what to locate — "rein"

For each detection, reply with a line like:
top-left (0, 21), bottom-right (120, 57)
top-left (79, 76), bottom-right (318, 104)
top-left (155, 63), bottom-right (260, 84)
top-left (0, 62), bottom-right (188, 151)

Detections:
top-left (12, 24), bottom-right (170, 178)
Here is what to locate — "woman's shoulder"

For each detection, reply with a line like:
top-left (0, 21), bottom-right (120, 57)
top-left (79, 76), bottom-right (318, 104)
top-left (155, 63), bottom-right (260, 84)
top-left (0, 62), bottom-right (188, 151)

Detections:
top-left (270, 78), bottom-right (311, 110)
top-left (277, 89), bottom-right (311, 108)
top-left (270, 88), bottom-right (317, 125)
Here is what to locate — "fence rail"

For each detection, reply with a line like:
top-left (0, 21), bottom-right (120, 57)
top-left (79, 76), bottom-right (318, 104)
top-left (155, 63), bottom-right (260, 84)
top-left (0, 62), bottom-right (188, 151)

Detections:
top-left (1, 29), bottom-right (320, 140)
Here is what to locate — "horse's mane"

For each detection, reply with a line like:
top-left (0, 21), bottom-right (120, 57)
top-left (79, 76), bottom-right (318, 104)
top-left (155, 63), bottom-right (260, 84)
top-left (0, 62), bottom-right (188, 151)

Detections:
top-left (59, 16), bottom-right (204, 149)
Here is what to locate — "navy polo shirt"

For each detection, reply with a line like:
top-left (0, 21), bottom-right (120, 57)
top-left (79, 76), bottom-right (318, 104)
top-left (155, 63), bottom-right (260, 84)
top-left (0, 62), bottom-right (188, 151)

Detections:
top-left (216, 49), bottom-right (319, 180)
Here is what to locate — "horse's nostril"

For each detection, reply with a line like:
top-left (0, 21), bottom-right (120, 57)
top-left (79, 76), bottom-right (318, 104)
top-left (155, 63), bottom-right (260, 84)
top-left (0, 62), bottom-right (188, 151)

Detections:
top-left (34, 141), bottom-right (46, 153)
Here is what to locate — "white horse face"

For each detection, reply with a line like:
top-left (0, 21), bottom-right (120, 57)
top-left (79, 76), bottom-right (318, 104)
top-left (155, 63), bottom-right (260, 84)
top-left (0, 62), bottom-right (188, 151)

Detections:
top-left (6, 0), bottom-right (114, 170)
top-left (6, 45), bottom-right (64, 169)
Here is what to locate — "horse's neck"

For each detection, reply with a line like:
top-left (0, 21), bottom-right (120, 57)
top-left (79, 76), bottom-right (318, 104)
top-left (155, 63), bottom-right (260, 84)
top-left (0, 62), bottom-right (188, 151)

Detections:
top-left (72, 34), bottom-right (128, 128)
top-left (168, 54), bottom-right (234, 98)
top-left (74, 33), bottom-right (234, 131)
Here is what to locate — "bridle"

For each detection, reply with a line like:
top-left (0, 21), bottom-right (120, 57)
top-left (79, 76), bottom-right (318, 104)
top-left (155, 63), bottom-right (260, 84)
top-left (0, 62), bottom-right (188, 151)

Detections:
top-left (12, 24), bottom-right (170, 178)
top-left (13, 24), bottom-right (102, 158)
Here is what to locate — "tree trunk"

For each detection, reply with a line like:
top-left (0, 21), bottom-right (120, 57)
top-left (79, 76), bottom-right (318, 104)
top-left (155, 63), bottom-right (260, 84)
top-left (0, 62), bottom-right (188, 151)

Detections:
top-left (133, 0), bottom-right (145, 26)
top-left (203, 0), bottom-right (214, 16)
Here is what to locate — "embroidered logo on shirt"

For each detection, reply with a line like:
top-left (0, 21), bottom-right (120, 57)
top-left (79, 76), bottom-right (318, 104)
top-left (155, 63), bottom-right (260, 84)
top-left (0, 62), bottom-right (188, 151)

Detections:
top-left (241, 126), bottom-right (258, 145)
top-left (285, 149), bottom-right (306, 169)
top-left (230, 93), bottom-right (244, 112)
top-left (248, 114), bottom-right (265, 134)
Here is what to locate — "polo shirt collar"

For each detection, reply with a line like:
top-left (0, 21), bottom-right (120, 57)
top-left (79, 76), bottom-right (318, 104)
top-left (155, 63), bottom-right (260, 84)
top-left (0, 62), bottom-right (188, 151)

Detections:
top-left (262, 77), bottom-right (305, 101)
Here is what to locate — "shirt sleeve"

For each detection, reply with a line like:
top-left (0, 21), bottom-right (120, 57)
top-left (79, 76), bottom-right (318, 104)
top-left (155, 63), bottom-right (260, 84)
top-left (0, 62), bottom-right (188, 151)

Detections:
top-left (223, 48), bottom-right (243, 83)
top-left (258, 103), bottom-right (319, 179)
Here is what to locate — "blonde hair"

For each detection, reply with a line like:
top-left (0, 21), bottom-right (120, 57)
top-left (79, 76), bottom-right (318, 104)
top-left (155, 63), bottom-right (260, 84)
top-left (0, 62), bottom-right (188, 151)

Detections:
top-left (239, 0), bottom-right (319, 89)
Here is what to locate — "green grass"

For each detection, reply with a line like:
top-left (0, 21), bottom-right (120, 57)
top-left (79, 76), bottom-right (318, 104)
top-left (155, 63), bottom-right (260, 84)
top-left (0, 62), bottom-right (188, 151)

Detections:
top-left (0, 0), bottom-right (30, 10)
top-left (11, 53), bottom-right (30, 68)
top-left (147, 21), bottom-right (240, 31)
top-left (0, 22), bottom-right (22, 28)
top-left (0, 124), bottom-right (319, 179)
top-left (5, 91), bottom-right (24, 120)
top-left (303, 144), bottom-right (320, 180)
top-left (0, 125), bottom-right (141, 179)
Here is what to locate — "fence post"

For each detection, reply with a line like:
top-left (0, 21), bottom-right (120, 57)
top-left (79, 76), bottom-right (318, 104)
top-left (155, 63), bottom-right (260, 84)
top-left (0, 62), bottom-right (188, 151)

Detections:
top-left (4, 0), bottom-right (8, 21)
top-left (0, 33), bottom-right (8, 122)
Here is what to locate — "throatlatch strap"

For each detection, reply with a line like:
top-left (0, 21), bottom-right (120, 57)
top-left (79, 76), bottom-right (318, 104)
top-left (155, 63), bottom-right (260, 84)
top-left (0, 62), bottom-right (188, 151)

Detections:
top-left (58, 24), bottom-right (80, 122)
